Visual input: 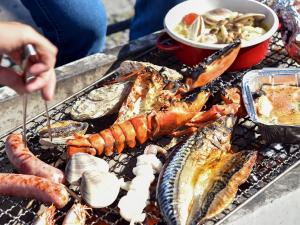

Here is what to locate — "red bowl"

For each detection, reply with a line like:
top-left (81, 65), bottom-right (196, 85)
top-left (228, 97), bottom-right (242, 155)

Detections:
top-left (156, 33), bottom-right (270, 71)
top-left (159, 0), bottom-right (279, 71)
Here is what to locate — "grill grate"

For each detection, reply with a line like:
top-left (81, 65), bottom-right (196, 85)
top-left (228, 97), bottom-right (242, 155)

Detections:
top-left (0, 30), bottom-right (300, 224)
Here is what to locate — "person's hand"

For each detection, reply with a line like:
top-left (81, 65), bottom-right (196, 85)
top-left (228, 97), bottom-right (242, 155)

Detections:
top-left (0, 22), bottom-right (57, 100)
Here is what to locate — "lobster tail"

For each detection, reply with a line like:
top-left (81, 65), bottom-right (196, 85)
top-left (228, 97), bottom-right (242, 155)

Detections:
top-left (110, 125), bottom-right (126, 153)
top-left (66, 90), bottom-right (210, 157)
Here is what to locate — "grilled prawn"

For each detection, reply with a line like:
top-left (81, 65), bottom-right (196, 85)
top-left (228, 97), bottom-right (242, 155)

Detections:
top-left (32, 205), bottom-right (56, 225)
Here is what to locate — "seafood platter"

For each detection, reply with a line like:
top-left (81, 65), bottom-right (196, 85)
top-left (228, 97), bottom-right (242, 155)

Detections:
top-left (0, 3), bottom-right (300, 225)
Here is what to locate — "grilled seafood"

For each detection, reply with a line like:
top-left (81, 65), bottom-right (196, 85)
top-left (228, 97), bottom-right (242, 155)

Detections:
top-left (70, 82), bottom-right (131, 121)
top-left (32, 205), bottom-right (56, 225)
top-left (66, 43), bottom-right (241, 157)
top-left (118, 145), bottom-right (163, 224)
top-left (66, 90), bottom-right (210, 157)
top-left (116, 66), bottom-right (172, 123)
top-left (5, 133), bottom-right (65, 184)
top-left (157, 115), bottom-right (257, 225)
top-left (39, 120), bottom-right (88, 147)
top-left (62, 203), bottom-right (90, 225)
top-left (70, 60), bottom-right (183, 122)
top-left (118, 60), bottom-right (183, 82)
top-left (255, 84), bottom-right (300, 125)
top-left (116, 41), bottom-right (241, 123)
top-left (65, 153), bottom-right (109, 185)
top-left (66, 85), bottom-right (242, 157)
top-left (80, 170), bottom-right (121, 208)
top-left (185, 39), bottom-right (241, 88)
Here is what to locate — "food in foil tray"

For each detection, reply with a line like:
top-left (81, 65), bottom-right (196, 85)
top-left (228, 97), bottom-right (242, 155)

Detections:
top-left (242, 68), bottom-right (300, 144)
top-left (254, 84), bottom-right (300, 125)
top-left (174, 8), bottom-right (267, 44)
top-left (272, 0), bottom-right (300, 63)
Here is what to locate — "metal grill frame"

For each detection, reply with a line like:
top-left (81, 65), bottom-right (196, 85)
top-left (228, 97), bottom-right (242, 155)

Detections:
top-left (0, 29), bottom-right (300, 225)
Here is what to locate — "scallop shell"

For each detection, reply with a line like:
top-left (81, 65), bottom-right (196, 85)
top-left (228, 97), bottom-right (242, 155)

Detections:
top-left (70, 82), bottom-right (131, 121)
top-left (39, 120), bottom-right (88, 147)
top-left (39, 120), bottom-right (88, 137)
top-left (80, 170), bottom-right (120, 208)
top-left (65, 153), bottom-right (109, 185)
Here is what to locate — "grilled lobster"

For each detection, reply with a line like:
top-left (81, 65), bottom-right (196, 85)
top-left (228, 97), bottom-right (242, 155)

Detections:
top-left (67, 91), bottom-right (210, 157)
top-left (115, 40), bottom-right (241, 123)
top-left (67, 41), bottom-right (242, 157)
top-left (66, 87), bottom-right (243, 157)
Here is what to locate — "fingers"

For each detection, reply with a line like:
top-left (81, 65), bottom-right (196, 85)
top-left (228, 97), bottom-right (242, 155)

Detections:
top-left (22, 26), bottom-right (57, 100)
top-left (28, 63), bottom-right (49, 75)
top-left (41, 69), bottom-right (56, 101)
top-left (0, 66), bottom-right (56, 101)
top-left (0, 22), bottom-right (57, 100)
top-left (23, 26), bottom-right (58, 68)
top-left (25, 68), bottom-right (56, 101)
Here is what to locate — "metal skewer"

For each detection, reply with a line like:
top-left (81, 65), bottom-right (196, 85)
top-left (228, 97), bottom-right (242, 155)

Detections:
top-left (22, 94), bottom-right (28, 148)
top-left (44, 100), bottom-right (52, 142)
top-left (22, 44), bottom-right (53, 145)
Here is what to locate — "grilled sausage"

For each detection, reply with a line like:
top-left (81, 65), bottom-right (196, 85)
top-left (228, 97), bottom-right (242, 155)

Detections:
top-left (5, 134), bottom-right (65, 184)
top-left (0, 173), bottom-right (69, 208)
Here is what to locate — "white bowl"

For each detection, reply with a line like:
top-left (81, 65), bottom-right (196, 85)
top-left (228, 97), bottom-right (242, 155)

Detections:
top-left (164, 0), bottom-right (279, 49)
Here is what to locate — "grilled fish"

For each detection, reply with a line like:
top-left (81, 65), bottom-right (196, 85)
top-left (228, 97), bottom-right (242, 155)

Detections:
top-left (157, 115), bottom-right (257, 225)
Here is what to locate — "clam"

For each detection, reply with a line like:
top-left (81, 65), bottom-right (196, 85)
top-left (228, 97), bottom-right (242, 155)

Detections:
top-left (220, 24), bottom-right (229, 43)
top-left (187, 15), bottom-right (205, 41)
top-left (240, 26), bottom-right (266, 41)
top-left (70, 81), bottom-right (131, 121)
top-left (65, 153), bottom-right (109, 185)
top-left (80, 170), bottom-right (120, 208)
top-left (233, 13), bottom-right (266, 25)
top-left (199, 33), bottom-right (219, 44)
top-left (203, 8), bottom-right (237, 25)
top-left (176, 6), bottom-right (267, 44)
top-left (39, 120), bottom-right (88, 147)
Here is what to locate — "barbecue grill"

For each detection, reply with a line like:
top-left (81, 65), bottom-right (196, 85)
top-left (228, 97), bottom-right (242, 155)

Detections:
top-left (0, 6), bottom-right (299, 225)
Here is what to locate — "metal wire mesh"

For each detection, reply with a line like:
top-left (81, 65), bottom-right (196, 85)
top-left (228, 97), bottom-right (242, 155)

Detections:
top-left (0, 29), bottom-right (299, 224)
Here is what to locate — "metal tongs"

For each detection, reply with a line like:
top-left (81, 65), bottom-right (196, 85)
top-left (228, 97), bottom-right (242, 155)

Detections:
top-left (22, 44), bottom-right (52, 147)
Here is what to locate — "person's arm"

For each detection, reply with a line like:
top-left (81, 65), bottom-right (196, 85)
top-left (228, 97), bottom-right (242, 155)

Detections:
top-left (0, 22), bottom-right (57, 100)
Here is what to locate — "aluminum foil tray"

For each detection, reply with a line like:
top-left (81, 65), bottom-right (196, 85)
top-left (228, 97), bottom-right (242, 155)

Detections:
top-left (242, 68), bottom-right (300, 144)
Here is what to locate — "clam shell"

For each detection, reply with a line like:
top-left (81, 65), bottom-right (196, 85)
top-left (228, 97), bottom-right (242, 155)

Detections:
top-left (39, 120), bottom-right (88, 138)
top-left (203, 8), bottom-right (236, 25)
top-left (70, 82), bottom-right (131, 121)
top-left (188, 16), bottom-right (205, 41)
top-left (39, 120), bottom-right (88, 147)
top-left (80, 170), bottom-right (120, 208)
top-left (65, 153), bottom-right (109, 185)
top-left (233, 13), bottom-right (266, 24)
